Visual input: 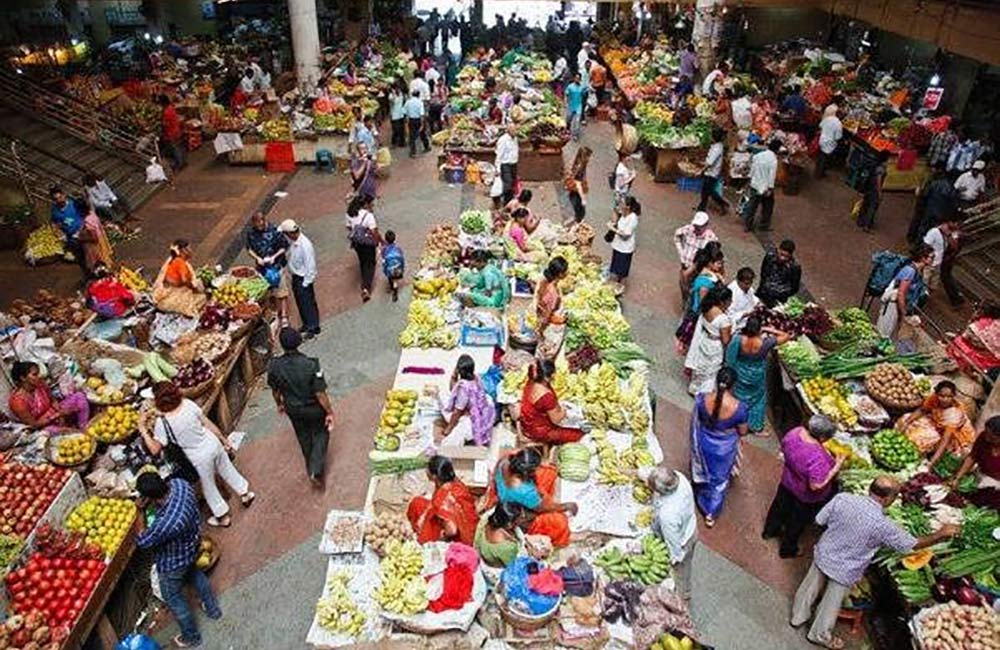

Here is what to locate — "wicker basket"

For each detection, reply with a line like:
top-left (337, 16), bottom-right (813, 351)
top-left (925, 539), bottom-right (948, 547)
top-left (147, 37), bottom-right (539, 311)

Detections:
top-left (229, 318), bottom-right (254, 340)
top-left (496, 588), bottom-right (561, 631)
top-left (180, 373), bottom-right (215, 400)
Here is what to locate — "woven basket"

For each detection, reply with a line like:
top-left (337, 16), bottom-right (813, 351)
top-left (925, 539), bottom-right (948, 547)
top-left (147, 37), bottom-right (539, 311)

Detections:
top-left (496, 588), bottom-right (561, 631)
top-left (180, 374), bottom-right (215, 400)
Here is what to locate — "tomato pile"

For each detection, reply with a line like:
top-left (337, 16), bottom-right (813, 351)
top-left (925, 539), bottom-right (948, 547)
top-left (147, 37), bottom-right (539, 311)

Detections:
top-left (0, 463), bottom-right (69, 537)
top-left (0, 610), bottom-right (65, 650)
top-left (5, 552), bottom-right (105, 632)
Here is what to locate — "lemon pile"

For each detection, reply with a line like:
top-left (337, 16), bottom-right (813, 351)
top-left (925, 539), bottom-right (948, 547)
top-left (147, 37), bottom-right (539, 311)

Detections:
top-left (87, 405), bottom-right (140, 443)
top-left (65, 496), bottom-right (136, 556)
top-left (213, 283), bottom-right (248, 308)
top-left (377, 390), bottom-right (417, 435)
top-left (54, 435), bottom-right (95, 466)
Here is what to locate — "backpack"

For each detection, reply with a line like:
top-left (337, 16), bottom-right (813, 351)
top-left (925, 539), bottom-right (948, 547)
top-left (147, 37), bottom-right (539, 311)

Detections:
top-left (867, 250), bottom-right (907, 296)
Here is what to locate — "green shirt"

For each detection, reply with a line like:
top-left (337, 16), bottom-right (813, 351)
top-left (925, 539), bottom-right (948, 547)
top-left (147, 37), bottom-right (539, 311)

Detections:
top-left (266, 351), bottom-right (327, 410)
top-left (467, 263), bottom-right (510, 309)
top-left (474, 516), bottom-right (521, 568)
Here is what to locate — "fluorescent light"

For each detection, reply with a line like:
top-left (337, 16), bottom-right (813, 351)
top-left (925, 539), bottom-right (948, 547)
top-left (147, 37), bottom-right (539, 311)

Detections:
top-left (15, 68), bottom-right (23, 75)
top-left (929, 74), bottom-right (940, 86)
top-left (143, 32), bottom-right (151, 40)
top-left (154, 35), bottom-right (164, 44)
top-left (71, 38), bottom-right (79, 45)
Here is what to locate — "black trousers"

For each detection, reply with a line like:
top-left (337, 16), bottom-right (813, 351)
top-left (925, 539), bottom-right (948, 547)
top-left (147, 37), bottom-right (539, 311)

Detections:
top-left (697, 174), bottom-right (727, 211)
top-left (354, 243), bottom-right (377, 292)
top-left (815, 150), bottom-right (831, 178)
top-left (940, 256), bottom-right (963, 304)
top-left (291, 274), bottom-right (320, 333)
top-left (286, 405), bottom-right (329, 478)
top-left (408, 118), bottom-right (429, 156)
top-left (568, 190), bottom-right (585, 222)
top-left (763, 484), bottom-right (825, 557)
top-left (500, 163), bottom-right (517, 204)
top-left (390, 119), bottom-right (405, 147)
top-left (161, 138), bottom-right (185, 170)
top-left (744, 189), bottom-right (774, 231)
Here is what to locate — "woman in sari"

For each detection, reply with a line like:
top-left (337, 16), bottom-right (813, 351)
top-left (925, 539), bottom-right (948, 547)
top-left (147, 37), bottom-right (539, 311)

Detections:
top-left (407, 455), bottom-right (478, 545)
top-left (350, 142), bottom-right (377, 203)
top-left (504, 209), bottom-right (545, 263)
top-left (519, 359), bottom-right (583, 445)
top-left (690, 367), bottom-right (748, 526)
top-left (950, 416), bottom-right (1000, 510)
top-left (504, 189), bottom-right (536, 230)
top-left (438, 354), bottom-right (496, 447)
top-left (685, 286), bottom-right (733, 396)
top-left (153, 239), bottom-right (207, 318)
top-left (676, 242), bottom-right (724, 351)
top-left (725, 316), bottom-right (791, 435)
top-left (474, 501), bottom-right (524, 568)
top-left (77, 210), bottom-right (114, 273)
top-left (535, 256), bottom-right (568, 340)
top-left (8, 361), bottom-right (90, 431)
top-left (482, 447), bottom-right (578, 547)
top-left (899, 380), bottom-right (977, 461)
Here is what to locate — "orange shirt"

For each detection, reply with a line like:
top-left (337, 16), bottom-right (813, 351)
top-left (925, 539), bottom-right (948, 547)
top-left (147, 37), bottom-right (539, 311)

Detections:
top-left (589, 64), bottom-right (607, 88)
top-left (163, 257), bottom-right (193, 286)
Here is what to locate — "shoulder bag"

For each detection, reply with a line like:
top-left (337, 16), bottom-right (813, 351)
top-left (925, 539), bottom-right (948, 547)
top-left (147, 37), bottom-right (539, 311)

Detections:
top-left (159, 416), bottom-right (199, 484)
top-left (349, 212), bottom-right (378, 249)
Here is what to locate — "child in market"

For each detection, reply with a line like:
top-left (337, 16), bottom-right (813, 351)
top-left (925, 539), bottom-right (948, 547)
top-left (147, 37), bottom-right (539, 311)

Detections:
top-left (381, 230), bottom-right (405, 302)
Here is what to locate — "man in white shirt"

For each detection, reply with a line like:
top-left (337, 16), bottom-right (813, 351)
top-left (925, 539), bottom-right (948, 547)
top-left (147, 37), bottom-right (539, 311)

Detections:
top-left (744, 140), bottom-right (781, 232)
top-left (727, 267), bottom-right (759, 329)
top-left (638, 466), bottom-right (697, 600)
top-left (613, 150), bottom-right (637, 214)
top-left (494, 123), bottom-right (519, 203)
top-left (84, 173), bottom-right (130, 224)
top-left (701, 62), bottom-right (729, 98)
top-left (954, 160), bottom-right (986, 207)
top-left (408, 75), bottom-right (430, 103)
top-left (404, 90), bottom-right (429, 158)
top-left (922, 219), bottom-right (964, 305)
top-left (278, 219), bottom-right (321, 338)
top-left (423, 66), bottom-right (441, 95)
top-left (553, 54), bottom-right (567, 85)
top-left (576, 42), bottom-right (591, 76)
top-left (697, 126), bottom-right (730, 213)
top-left (816, 104), bottom-right (843, 178)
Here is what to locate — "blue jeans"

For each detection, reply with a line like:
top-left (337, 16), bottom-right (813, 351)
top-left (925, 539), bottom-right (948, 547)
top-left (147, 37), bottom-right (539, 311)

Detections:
top-left (159, 563), bottom-right (221, 645)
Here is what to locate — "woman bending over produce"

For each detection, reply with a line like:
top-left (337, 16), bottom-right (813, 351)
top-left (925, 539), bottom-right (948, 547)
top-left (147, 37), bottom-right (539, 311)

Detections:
top-left (460, 250), bottom-right (510, 310)
top-left (153, 239), bottom-right (207, 318)
top-left (724, 315), bottom-right (791, 435)
top-left (898, 380), bottom-right (976, 461)
top-left (407, 455), bottom-right (478, 546)
top-left (535, 256), bottom-right (568, 339)
top-left (436, 354), bottom-right (496, 447)
top-left (519, 359), bottom-right (584, 445)
top-left (8, 361), bottom-right (90, 431)
top-left (474, 501), bottom-right (525, 567)
top-left (482, 447), bottom-right (578, 547)
top-left (505, 209), bottom-right (545, 262)
top-left (949, 416), bottom-right (1000, 510)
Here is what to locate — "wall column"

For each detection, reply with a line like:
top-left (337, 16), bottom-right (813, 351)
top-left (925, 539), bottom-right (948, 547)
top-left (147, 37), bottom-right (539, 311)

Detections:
top-left (287, 0), bottom-right (322, 89)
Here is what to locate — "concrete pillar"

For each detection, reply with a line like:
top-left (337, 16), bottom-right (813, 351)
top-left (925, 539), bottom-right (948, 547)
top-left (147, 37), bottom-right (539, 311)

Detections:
top-left (287, 0), bottom-right (322, 89)
top-left (693, 0), bottom-right (723, 73)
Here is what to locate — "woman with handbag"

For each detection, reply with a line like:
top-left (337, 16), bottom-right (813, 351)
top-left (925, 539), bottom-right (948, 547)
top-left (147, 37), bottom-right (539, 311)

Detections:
top-left (142, 381), bottom-right (255, 528)
top-left (564, 146), bottom-right (592, 227)
top-left (345, 194), bottom-right (383, 302)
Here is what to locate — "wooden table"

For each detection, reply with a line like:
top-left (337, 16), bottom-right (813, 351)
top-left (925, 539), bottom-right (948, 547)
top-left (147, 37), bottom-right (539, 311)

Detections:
top-left (194, 328), bottom-right (265, 434)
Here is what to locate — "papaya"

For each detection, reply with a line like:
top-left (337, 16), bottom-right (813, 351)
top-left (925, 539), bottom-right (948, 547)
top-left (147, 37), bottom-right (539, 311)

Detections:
top-left (901, 549), bottom-right (933, 571)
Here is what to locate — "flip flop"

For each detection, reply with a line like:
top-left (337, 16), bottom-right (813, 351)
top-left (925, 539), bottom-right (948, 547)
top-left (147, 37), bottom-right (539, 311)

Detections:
top-left (173, 635), bottom-right (199, 648)
top-left (206, 516), bottom-right (231, 528)
top-left (240, 492), bottom-right (256, 508)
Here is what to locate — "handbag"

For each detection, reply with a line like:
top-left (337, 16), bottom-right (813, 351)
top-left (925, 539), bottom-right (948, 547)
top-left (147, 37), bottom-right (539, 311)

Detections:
top-left (603, 229), bottom-right (615, 243)
top-left (160, 416), bottom-right (199, 484)
top-left (349, 212), bottom-right (378, 248)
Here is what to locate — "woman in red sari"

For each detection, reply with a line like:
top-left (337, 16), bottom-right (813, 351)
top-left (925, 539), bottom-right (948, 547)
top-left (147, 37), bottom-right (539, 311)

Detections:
top-left (482, 447), bottom-right (577, 547)
top-left (407, 456), bottom-right (478, 545)
top-left (519, 359), bottom-right (584, 445)
top-left (8, 361), bottom-right (90, 431)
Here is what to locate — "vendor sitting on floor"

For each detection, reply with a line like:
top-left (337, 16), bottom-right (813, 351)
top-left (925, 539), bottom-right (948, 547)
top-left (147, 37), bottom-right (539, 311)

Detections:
top-left (504, 190), bottom-right (537, 229)
top-left (475, 501), bottom-right (525, 568)
top-left (152, 239), bottom-right (207, 318)
top-left (8, 361), bottom-right (90, 431)
top-left (86, 262), bottom-right (136, 319)
top-left (407, 455), bottom-right (478, 546)
top-left (459, 250), bottom-right (510, 310)
top-left (436, 354), bottom-right (496, 447)
top-left (482, 447), bottom-right (578, 547)
top-left (898, 380), bottom-right (976, 462)
top-left (505, 209), bottom-right (545, 262)
top-left (518, 359), bottom-right (584, 445)
top-left (950, 416), bottom-right (1000, 510)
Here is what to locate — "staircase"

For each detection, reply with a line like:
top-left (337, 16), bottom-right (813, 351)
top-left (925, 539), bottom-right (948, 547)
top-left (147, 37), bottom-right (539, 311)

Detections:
top-left (953, 196), bottom-right (1000, 306)
top-left (0, 67), bottom-right (162, 212)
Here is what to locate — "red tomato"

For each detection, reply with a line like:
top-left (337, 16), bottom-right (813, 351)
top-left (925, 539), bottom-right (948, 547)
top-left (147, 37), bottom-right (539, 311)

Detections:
top-left (86, 559), bottom-right (102, 571)
top-left (79, 569), bottom-right (92, 581)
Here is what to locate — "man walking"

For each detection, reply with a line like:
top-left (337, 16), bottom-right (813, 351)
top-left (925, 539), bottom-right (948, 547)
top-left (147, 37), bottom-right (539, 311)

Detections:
top-left (673, 211), bottom-right (718, 300)
top-left (267, 328), bottom-right (335, 486)
top-left (136, 472), bottom-right (221, 648)
top-left (495, 123), bottom-right (520, 204)
top-left (791, 477), bottom-right (957, 648)
top-left (404, 90), bottom-right (430, 158)
top-left (744, 140), bottom-right (780, 232)
top-left (278, 219), bottom-right (320, 339)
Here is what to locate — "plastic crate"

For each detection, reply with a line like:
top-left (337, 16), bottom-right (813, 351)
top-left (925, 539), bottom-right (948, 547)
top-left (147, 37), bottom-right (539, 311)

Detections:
top-left (676, 176), bottom-right (703, 193)
top-left (442, 166), bottom-right (466, 184)
top-left (460, 322), bottom-right (504, 347)
top-left (265, 141), bottom-right (296, 173)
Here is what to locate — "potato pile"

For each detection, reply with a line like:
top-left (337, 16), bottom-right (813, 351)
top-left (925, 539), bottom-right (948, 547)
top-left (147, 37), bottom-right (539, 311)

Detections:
top-left (9, 290), bottom-right (90, 328)
top-left (864, 363), bottom-right (924, 410)
top-left (420, 224), bottom-right (459, 266)
top-left (364, 511), bottom-right (414, 557)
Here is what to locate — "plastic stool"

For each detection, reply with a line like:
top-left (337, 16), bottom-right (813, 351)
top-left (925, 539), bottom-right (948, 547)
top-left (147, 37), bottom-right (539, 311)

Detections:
top-left (315, 149), bottom-right (334, 173)
top-left (837, 608), bottom-right (865, 636)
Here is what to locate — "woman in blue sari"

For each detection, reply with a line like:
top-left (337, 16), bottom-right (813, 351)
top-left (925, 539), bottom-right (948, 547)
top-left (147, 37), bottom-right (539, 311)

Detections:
top-left (724, 316), bottom-right (792, 436)
top-left (690, 367), bottom-right (749, 526)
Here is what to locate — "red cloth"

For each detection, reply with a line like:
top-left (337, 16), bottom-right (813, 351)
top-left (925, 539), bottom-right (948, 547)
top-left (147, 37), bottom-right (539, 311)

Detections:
top-left (947, 336), bottom-right (1000, 374)
top-left (406, 480), bottom-right (478, 546)
top-left (527, 568), bottom-right (564, 596)
top-left (519, 384), bottom-right (583, 444)
top-left (162, 105), bottom-right (182, 142)
top-left (87, 277), bottom-right (135, 317)
top-left (427, 564), bottom-right (473, 613)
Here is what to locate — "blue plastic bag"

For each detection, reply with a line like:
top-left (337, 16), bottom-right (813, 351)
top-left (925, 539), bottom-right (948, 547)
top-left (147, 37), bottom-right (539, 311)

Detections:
top-left (262, 265), bottom-right (282, 288)
top-left (116, 633), bottom-right (162, 650)
top-left (500, 557), bottom-right (559, 615)
top-left (480, 364), bottom-right (502, 404)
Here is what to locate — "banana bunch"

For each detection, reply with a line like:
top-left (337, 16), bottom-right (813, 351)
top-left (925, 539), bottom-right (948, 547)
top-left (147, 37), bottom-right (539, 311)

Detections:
top-left (594, 535), bottom-right (671, 585)
top-left (634, 507), bottom-right (654, 529)
top-left (398, 299), bottom-right (457, 349)
top-left (501, 366), bottom-right (528, 395)
top-left (620, 445), bottom-right (655, 470)
top-left (632, 480), bottom-right (652, 504)
top-left (117, 266), bottom-right (149, 292)
top-left (24, 225), bottom-right (65, 260)
top-left (373, 539), bottom-right (428, 615)
top-left (593, 429), bottom-right (630, 486)
top-left (621, 372), bottom-right (650, 433)
top-left (316, 571), bottom-right (366, 637)
top-left (563, 279), bottom-right (619, 313)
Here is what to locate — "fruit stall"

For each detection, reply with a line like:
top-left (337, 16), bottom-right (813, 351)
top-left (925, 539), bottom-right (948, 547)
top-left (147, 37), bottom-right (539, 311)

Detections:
top-left (302, 203), bottom-right (709, 650)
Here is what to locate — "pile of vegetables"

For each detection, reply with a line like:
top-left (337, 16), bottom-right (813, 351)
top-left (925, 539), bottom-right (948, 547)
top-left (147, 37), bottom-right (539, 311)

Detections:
top-left (914, 602), bottom-right (1000, 649)
top-left (557, 443), bottom-right (592, 482)
top-left (801, 376), bottom-right (857, 427)
top-left (778, 340), bottom-right (821, 378)
top-left (887, 502), bottom-right (932, 536)
top-left (459, 209), bottom-right (490, 235)
top-left (871, 429), bottom-right (921, 470)
top-left (865, 362), bottom-right (925, 410)
top-left (956, 507), bottom-right (1000, 552)
top-left (602, 580), bottom-right (645, 624)
top-left (749, 303), bottom-right (832, 338)
top-left (820, 308), bottom-right (878, 349)
top-left (817, 339), bottom-right (928, 379)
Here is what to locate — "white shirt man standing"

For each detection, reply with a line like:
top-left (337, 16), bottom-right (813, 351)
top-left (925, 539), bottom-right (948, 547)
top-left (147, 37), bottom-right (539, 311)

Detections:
top-left (278, 219), bottom-right (321, 338)
top-left (954, 160), bottom-right (986, 205)
top-left (816, 104), bottom-right (843, 178)
top-left (637, 466), bottom-right (698, 600)
top-left (495, 123), bottom-right (520, 204)
top-left (409, 75), bottom-right (430, 103)
top-left (745, 140), bottom-right (781, 232)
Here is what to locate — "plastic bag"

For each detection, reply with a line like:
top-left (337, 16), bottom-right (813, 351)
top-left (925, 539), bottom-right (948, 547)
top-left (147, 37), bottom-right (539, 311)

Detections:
top-left (500, 557), bottom-right (559, 615)
top-left (480, 365), bottom-right (502, 403)
top-left (116, 634), bottom-right (162, 650)
top-left (262, 265), bottom-right (281, 288)
top-left (558, 560), bottom-right (596, 597)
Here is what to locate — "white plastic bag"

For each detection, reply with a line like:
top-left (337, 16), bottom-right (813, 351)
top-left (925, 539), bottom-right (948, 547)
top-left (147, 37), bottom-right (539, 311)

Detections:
top-left (145, 158), bottom-right (167, 183)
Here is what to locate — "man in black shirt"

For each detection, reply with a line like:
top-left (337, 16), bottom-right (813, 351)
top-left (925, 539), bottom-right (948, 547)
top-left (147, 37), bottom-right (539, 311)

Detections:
top-left (757, 239), bottom-right (802, 308)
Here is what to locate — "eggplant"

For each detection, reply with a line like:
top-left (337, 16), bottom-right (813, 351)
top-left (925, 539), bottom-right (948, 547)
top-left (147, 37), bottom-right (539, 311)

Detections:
top-left (954, 586), bottom-right (983, 606)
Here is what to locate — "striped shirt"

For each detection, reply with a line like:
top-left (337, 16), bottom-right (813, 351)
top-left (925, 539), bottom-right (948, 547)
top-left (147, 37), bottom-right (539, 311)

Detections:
top-left (814, 493), bottom-right (916, 585)
top-left (137, 478), bottom-right (201, 574)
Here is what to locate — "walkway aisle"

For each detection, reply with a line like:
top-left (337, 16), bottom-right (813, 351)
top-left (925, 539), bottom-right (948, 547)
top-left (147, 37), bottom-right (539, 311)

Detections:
top-left (154, 124), bottom-right (896, 649)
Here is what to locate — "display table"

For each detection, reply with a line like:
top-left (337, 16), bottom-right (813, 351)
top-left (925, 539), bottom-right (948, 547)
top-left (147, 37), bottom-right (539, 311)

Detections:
top-left (440, 146), bottom-right (565, 182)
top-left (882, 158), bottom-right (930, 192)
top-left (196, 321), bottom-right (271, 434)
top-left (227, 135), bottom-right (349, 165)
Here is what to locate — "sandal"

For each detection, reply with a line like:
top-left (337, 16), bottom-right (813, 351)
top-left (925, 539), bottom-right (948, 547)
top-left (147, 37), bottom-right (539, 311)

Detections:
top-left (240, 491), bottom-right (256, 507)
top-left (206, 515), bottom-right (231, 528)
top-left (704, 516), bottom-right (716, 528)
top-left (808, 636), bottom-right (845, 650)
top-left (173, 635), bottom-right (199, 648)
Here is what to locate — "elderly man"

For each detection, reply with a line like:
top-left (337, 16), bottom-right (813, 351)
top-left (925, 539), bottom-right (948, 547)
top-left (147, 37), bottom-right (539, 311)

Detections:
top-left (495, 123), bottom-right (520, 204)
top-left (673, 211), bottom-right (718, 301)
top-left (791, 477), bottom-right (958, 648)
top-left (638, 466), bottom-right (697, 600)
top-left (246, 211), bottom-right (289, 324)
top-left (277, 219), bottom-right (320, 339)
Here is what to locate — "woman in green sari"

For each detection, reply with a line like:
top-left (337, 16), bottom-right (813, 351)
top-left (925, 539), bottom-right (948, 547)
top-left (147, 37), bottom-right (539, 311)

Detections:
top-left (474, 501), bottom-right (524, 568)
top-left (724, 316), bottom-right (791, 435)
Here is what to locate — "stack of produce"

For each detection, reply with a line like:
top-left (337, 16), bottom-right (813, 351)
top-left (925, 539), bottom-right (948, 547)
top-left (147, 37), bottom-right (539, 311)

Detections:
top-left (865, 363), bottom-right (924, 411)
top-left (8, 290), bottom-right (90, 328)
top-left (459, 210), bottom-right (490, 236)
top-left (374, 389), bottom-right (417, 452)
top-left (801, 376), bottom-right (857, 428)
top-left (116, 266), bottom-right (149, 292)
top-left (398, 299), bottom-right (457, 349)
top-left (421, 224), bottom-right (460, 266)
top-left (555, 362), bottom-right (626, 431)
top-left (871, 429), bottom-right (921, 470)
top-left (5, 550), bottom-right (105, 633)
top-left (557, 443), bottom-right (592, 481)
top-left (86, 404), bottom-right (140, 443)
top-left (364, 512), bottom-right (414, 557)
top-left (64, 496), bottom-right (136, 556)
top-left (315, 571), bottom-right (366, 637)
top-left (175, 358), bottom-right (215, 390)
top-left (821, 308), bottom-right (878, 349)
top-left (750, 303), bottom-right (832, 338)
top-left (0, 534), bottom-right (24, 568)
top-left (23, 225), bottom-right (65, 263)
top-left (212, 282), bottom-right (249, 308)
top-left (372, 539), bottom-right (427, 615)
top-left (913, 602), bottom-right (999, 650)
top-left (0, 464), bottom-right (69, 537)
top-left (819, 339), bottom-right (928, 380)
top-left (594, 535), bottom-right (671, 585)
top-left (260, 118), bottom-right (293, 142)
top-left (52, 434), bottom-right (96, 466)
top-left (199, 304), bottom-right (230, 331)
top-left (412, 276), bottom-right (459, 299)
top-left (778, 340), bottom-right (821, 378)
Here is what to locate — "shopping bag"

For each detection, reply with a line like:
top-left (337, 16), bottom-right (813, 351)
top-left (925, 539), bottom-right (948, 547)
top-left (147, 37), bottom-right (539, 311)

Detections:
top-left (850, 198), bottom-right (864, 222)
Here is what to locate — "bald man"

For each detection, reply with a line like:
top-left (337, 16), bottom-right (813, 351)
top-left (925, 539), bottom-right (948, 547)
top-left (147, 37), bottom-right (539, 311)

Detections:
top-left (790, 477), bottom-right (958, 648)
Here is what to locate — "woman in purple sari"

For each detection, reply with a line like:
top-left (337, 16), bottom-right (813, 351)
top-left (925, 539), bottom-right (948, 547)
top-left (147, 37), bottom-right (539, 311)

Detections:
top-left (690, 367), bottom-right (748, 526)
